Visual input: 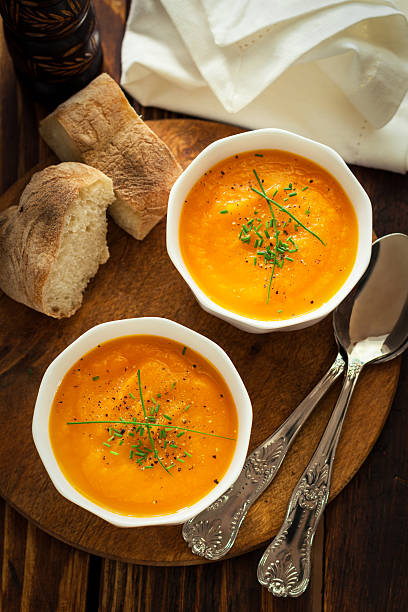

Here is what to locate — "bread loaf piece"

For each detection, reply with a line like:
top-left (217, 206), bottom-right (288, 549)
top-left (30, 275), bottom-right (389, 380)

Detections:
top-left (39, 73), bottom-right (182, 240)
top-left (0, 162), bottom-right (114, 318)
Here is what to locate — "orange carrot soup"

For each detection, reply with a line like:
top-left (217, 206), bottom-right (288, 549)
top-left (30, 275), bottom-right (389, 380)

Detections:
top-left (179, 150), bottom-right (359, 320)
top-left (49, 336), bottom-right (238, 516)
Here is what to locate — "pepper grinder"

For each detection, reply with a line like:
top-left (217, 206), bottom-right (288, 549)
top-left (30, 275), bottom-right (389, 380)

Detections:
top-left (0, 0), bottom-right (103, 102)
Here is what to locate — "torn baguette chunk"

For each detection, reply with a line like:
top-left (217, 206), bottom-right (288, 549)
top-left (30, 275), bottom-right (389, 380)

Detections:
top-left (0, 162), bottom-right (114, 318)
top-left (39, 73), bottom-right (182, 240)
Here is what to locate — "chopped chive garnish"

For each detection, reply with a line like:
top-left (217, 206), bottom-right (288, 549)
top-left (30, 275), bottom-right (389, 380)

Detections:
top-left (128, 432), bottom-right (135, 437)
top-left (110, 451), bottom-right (119, 456)
top-left (286, 256), bottom-right (294, 262)
top-left (144, 466), bottom-right (153, 469)
top-left (177, 432), bottom-right (185, 438)
top-left (170, 443), bottom-right (178, 449)
top-left (305, 208), bottom-right (310, 216)
top-left (185, 404), bottom-right (190, 412)
top-left (103, 442), bottom-right (111, 447)
top-left (272, 189), bottom-right (278, 197)
top-left (289, 192), bottom-right (297, 197)
top-left (278, 309), bottom-right (283, 313)
top-left (130, 451), bottom-right (134, 459)
top-left (254, 153), bottom-right (263, 157)
top-left (184, 451), bottom-right (192, 457)
top-left (137, 370), bottom-right (171, 475)
top-left (220, 210), bottom-right (228, 214)
top-left (182, 346), bottom-right (187, 355)
top-left (92, 376), bottom-right (99, 381)
top-left (176, 457), bottom-right (185, 463)
top-left (283, 197), bottom-right (289, 201)
top-left (168, 464), bottom-right (175, 469)
top-left (129, 392), bottom-right (135, 399)
top-left (253, 169), bottom-right (278, 304)
top-left (254, 257), bottom-right (257, 266)
top-left (164, 440), bottom-right (168, 449)
top-left (119, 440), bottom-right (124, 446)
top-left (163, 414), bottom-right (172, 421)
top-left (171, 382), bottom-right (176, 390)
top-left (302, 186), bottom-right (308, 191)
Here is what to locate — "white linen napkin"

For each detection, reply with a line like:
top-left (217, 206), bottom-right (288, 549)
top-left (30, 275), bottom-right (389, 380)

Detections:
top-left (121, 0), bottom-right (408, 172)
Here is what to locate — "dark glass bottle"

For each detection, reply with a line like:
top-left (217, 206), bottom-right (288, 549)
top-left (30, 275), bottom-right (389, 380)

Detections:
top-left (0, 0), bottom-right (102, 102)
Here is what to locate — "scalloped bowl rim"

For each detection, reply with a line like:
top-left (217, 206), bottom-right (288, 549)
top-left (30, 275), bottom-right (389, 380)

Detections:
top-left (166, 128), bottom-right (372, 333)
top-left (32, 317), bottom-right (252, 527)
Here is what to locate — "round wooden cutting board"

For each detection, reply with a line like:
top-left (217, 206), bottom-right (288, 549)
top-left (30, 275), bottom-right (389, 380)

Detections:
top-left (0, 120), bottom-right (400, 565)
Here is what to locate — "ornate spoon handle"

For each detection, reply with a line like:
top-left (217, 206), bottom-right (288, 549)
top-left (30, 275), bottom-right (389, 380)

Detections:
top-left (182, 353), bottom-right (345, 561)
top-left (257, 359), bottom-right (363, 597)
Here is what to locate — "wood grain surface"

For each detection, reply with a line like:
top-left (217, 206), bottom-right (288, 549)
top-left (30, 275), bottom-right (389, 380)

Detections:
top-left (0, 118), bottom-right (401, 565)
top-left (1, 0), bottom-right (407, 610)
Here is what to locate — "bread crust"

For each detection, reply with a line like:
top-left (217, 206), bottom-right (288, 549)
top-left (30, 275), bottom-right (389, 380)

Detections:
top-left (39, 73), bottom-right (182, 240)
top-left (0, 162), bottom-right (112, 317)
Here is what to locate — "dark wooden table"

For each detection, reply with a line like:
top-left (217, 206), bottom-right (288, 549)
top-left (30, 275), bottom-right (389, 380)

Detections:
top-left (1, 2), bottom-right (407, 610)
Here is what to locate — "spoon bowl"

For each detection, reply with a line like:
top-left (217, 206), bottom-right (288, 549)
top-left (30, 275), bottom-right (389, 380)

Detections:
top-left (334, 233), bottom-right (408, 363)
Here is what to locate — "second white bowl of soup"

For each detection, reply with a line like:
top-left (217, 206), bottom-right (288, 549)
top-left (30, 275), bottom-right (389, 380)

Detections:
top-left (166, 128), bottom-right (372, 333)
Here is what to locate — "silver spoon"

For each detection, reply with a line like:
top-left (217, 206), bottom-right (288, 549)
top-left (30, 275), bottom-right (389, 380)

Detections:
top-left (182, 234), bottom-right (406, 561)
top-left (257, 232), bottom-right (408, 597)
top-left (182, 353), bottom-right (346, 560)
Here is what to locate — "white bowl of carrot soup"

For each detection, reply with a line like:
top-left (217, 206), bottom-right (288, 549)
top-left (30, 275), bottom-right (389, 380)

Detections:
top-left (166, 128), bottom-right (372, 333)
top-left (32, 317), bottom-right (252, 527)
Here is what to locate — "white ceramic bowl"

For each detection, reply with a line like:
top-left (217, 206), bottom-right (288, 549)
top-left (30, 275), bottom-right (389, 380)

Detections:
top-left (166, 128), bottom-right (372, 333)
top-left (32, 317), bottom-right (252, 527)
